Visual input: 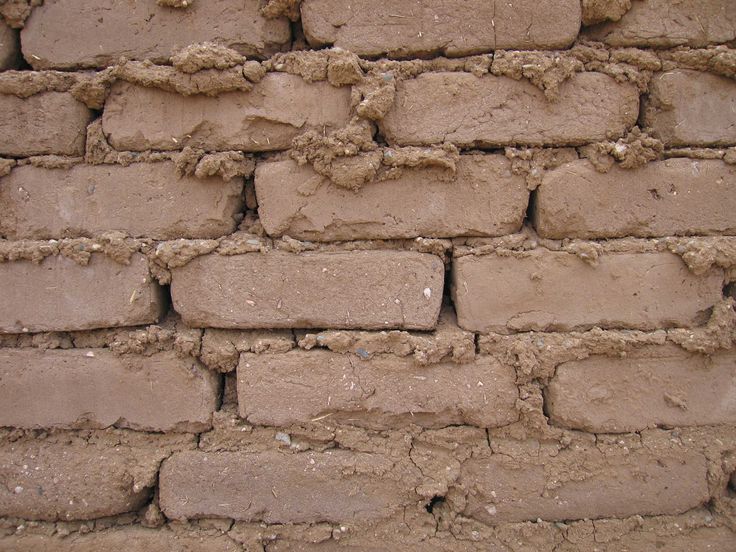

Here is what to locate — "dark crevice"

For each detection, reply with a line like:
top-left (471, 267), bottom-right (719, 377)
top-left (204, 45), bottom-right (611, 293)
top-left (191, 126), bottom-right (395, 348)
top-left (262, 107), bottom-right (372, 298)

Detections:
top-left (425, 495), bottom-right (445, 513)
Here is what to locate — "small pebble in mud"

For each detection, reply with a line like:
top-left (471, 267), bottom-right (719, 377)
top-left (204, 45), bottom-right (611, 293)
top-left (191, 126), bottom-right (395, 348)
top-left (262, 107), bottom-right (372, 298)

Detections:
top-left (275, 432), bottom-right (291, 446)
top-left (423, 287), bottom-right (432, 299)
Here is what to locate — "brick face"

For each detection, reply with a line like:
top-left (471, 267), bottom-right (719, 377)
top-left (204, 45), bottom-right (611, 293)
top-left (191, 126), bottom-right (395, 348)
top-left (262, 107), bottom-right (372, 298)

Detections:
top-left (237, 350), bottom-right (518, 428)
top-left (380, 73), bottom-right (639, 147)
top-left (0, 162), bottom-right (244, 240)
top-left (102, 76), bottom-right (352, 152)
top-left (452, 250), bottom-right (723, 333)
top-left (301, 0), bottom-right (581, 56)
top-left (255, 155), bottom-right (529, 241)
top-left (534, 158), bottom-right (736, 239)
top-left (21, 0), bottom-right (290, 69)
top-left (546, 347), bottom-right (736, 433)
top-left (171, 251), bottom-right (444, 330)
top-left (643, 70), bottom-right (736, 147)
top-left (0, 253), bottom-right (165, 333)
top-left (0, 93), bottom-right (92, 156)
top-left (0, 349), bottom-right (220, 432)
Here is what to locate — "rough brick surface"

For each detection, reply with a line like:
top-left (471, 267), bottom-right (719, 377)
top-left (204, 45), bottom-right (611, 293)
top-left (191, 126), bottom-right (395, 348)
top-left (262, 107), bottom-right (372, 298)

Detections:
top-left (237, 350), bottom-right (518, 428)
top-left (0, 528), bottom-right (241, 552)
top-left (534, 158), bottom-right (736, 239)
top-left (0, 162), bottom-right (244, 240)
top-left (0, 349), bottom-right (220, 432)
top-left (642, 70), bottom-right (736, 147)
top-left (171, 251), bottom-right (444, 330)
top-left (452, 251), bottom-right (723, 333)
top-left (0, 19), bottom-right (19, 69)
top-left (301, 0), bottom-right (581, 56)
top-left (585, 0), bottom-right (736, 47)
top-left (160, 450), bottom-right (418, 523)
top-left (102, 75), bottom-right (352, 152)
top-left (0, 253), bottom-right (165, 333)
top-left (460, 448), bottom-right (709, 523)
top-left (546, 347), bottom-right (736, 433)
top-left (21, 0), bottom-right (290, 69)
top-left (0, 92), bottom-right (92, 156)
top-left (380, 72), bottom-right (639, 147)
top-left (255, 155), bottom-right (529, 241)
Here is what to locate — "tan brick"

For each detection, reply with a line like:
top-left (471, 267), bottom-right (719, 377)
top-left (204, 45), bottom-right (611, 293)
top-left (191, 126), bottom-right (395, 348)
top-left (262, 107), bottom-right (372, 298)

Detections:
top-left (460, 448), bottom-right (709, 523)
top-left (0, 435), bottom-right (190, 521)
top-left (1, 527), bottom-right (241, 552)
top-left (642, 70), bottom-right (736, 147)
top-left (255, 155), bottom-right (529, 241)
top-left (0, 349), bottom-right (220, 432)
top-left (546, 347), bottom-right (736, 433)
top-left (237, 350), bottom-right (518, 429)
top-left (582, 527), bottom-right (736, 552)
top-left (0, 253), bottom-right (165, 333)
top-left (160, 450), bottom-right (418, 523)
top-left (21, 0), bottom-right (290, 70)
top-left (452, 250), bottom-right (723, 333)
top-left (0, 19), bottom-right (19, 70)
top-left (301, 0), bottom-right (581, 57)
top-left (0, 162), bottom-right (243, 240)
top-left (171, 251), bottom-right (444, 330)
top-left (0, 92), bottom-right (92, 156)
top-left (584, 0), bottom-right (736, 47)
top-left (534, 158), bottom-right (736, 239)
top-left (380, 72), bottom-right (639, 148)
top-left (102, 75), bottom-right (352, 152)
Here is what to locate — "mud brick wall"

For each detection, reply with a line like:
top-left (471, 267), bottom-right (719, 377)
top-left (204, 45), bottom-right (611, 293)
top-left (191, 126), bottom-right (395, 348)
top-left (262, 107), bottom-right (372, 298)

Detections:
top-left (1, 0), bottom-right (736, 550)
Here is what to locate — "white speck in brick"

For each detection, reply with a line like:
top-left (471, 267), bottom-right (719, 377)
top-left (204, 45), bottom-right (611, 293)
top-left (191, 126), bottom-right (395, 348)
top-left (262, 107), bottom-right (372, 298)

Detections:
top-left (85, 351), bottom-right (95, 358)
top-left (423, 287), bottom-right (431, 299)
top-left (14, 486), bottom-right (23, 494)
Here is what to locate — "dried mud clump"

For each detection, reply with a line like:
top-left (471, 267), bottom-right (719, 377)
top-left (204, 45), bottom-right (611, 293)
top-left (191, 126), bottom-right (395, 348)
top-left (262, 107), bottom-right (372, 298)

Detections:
top-left (174, 147), bottom-right (255, 181)
top-left (156, 0), bottom-right (194, 8)
top-left (505, 147), bottom-right (579, 190)
top-left (171, 42), bottom-right (246, 74)
top-left (491, 51), bottom-right (583, 100)
top-left (261, 0), bottom-right (302, 21)
top-left (581, 0), bottom-right (632, 26)
top-left (580, 127), bottom-right (664, 172)
top-left (660, 46), bottom-right (736, 80)
top-left (0, 0), bottom-right (41, 28)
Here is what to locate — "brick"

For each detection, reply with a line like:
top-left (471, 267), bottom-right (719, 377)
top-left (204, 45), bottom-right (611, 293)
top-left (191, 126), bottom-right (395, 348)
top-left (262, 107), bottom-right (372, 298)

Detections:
top-left (582, 527), bottom-right (736, 552)
top-left (379, 72), bottom-right (639, 148)
top-left (171, 251), bottom-right (444, 330)
top-left (0, 436), bottom-right (188, 520)
top-left (102, 75), bottom-right (352, 152)
top-left (0, 162), bottom-right (244, 240)
top-left (534, 158), bottom-right (736, 239)
top-left (21, 0), bottom-right (290, 70)
top-left (584, 0), bottom-right (736, 47)
top-left (546, 347), bottom-right (736, 433)
top-left (237, 350), bottom-right (518, 428)
top-left (160, 450), bottom-right (417, 523)
top-left (301, 0), bottom-right (581, 57)
top-left (459, 448), bottom-right (709, 523)
top-left (0, 349), bottom-right (220, 432)
top-left (452, 250), bottom-right (723, 333)
top-left (642, 70), bottom-right (736, 147)
top-left (0, 19), bottom-right (19, 70)
top-left (1, 527), bottom-right (241, 552)
top-left (255, 155), bottom-right (529, 241)
top-left (0, 92), bottom-right (92, 156)
top-left (0, 253), bottom-right (165, 333)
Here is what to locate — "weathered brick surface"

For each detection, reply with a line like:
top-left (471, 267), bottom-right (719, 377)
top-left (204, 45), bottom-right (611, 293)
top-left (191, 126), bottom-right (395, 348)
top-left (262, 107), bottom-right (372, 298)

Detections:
top-left (380, 73), bottom-right (639, 147)
top-left (546, 347), bottom-right (736, 433)
top-left (0, 92), bottom-right (92, 156)
top-left (21, 0), bottom-right (290, 69)
top-left (460, 448), bottom-right (709, 523)
top-left (237, 350), bottom-right (518, 428)
top-left (159, 450), bottom-right (418, 523)
top-left (585, 0), bottom-right (736, 47)
top-left (452, 251), bottom-right (723, 333)
top-left (301, 0), bottom-right (581, 56)
top-left (0, 436), bottom-right (190, 520)
top-left (102, 75), bottom-right (352, 152)
top-left (0, 162), bottom-right (244, 240)
top-left (0, 253), bottom-right (165, 333)
top-left (534, 158), bottom-right (736, 239)
top-left (1, 527), bottom-right (241, 552)
top-left (171, 251), bottom-right (444, 330)
top-left (0, 349), bottom-right (220, 432)
top-left (642, 70), bottom-right (736, 147)
top-left (0, 19), bottom-right (19, 70)
top-left (255, 155), bottom-right (529, 241)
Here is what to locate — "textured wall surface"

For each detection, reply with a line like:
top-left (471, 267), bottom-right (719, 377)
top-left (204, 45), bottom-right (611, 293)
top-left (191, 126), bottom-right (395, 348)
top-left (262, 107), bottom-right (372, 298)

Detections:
top-left (1, 0), bottom-right (736, 550)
